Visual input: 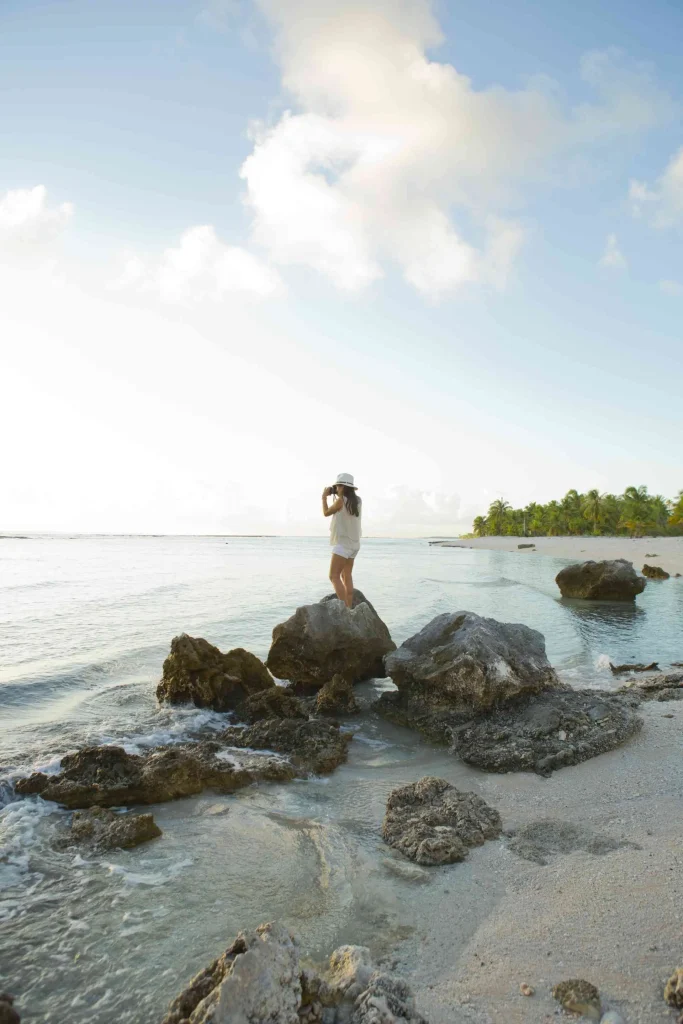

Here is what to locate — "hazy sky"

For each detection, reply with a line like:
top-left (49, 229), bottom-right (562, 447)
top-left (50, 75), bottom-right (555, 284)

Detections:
top-left (1, 0), bottom-right (682, 536)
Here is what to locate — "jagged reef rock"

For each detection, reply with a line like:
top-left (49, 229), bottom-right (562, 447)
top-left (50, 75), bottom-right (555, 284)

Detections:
top-left (222, 719), bottom-right (352, 774)
top-left (0, 994), bottom-right (20, 1024)
top-left (555, 559), bottom-right (646, 600)
top-left (15, 742), bottom-right (294, 809)
top-left (451, 690), bottom-right (642, 776)
top-left (552, 979), bottom-right (601, 1019)
top-left (238, 686), bottom-right (307, 723)
top-left (266, 591), bottom-right (395, 691)
top-left (383, 611), bottom-right (559, 717)
top-left (157, 634), bottom-right (274, 711)
top-left (160, 922), bottom-right (427, 1024)
top-left (665, 967), bottom-right (683, 1008)
top-left (382, 777), bottom-right (501, 866)
top-left (54, 806), bottom-right (162, 851)
top-left (642, 563), bottom-right (670, 579)
top-left (316, 674), bottom-right (360, 716)
top-left (618, 669), bottom-right (683, 703)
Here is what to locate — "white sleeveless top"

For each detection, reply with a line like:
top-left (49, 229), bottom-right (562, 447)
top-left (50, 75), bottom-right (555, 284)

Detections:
top-left (330, 498), bottom-right (362, 548)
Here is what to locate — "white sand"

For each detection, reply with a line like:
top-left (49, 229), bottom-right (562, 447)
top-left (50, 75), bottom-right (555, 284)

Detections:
top-left (395, 702), bottom-right (683, 1024)
top-left (440, 535), bottom-right (683, 577)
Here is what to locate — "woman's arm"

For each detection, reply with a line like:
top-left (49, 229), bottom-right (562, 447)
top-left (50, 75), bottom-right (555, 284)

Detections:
top-left (322, 488), bottom-right (343, 517)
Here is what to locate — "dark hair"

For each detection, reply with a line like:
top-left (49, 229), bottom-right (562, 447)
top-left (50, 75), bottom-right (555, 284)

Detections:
top-left (341, 485), bottom-right (361, 517)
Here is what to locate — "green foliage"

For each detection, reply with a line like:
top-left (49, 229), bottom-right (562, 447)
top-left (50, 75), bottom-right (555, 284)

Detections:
top-left (471, 486), bottom-right (682, 538)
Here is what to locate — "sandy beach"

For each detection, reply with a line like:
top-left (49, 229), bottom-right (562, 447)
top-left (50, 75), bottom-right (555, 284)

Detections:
top-left (441, 536), bottom-right (683, 577)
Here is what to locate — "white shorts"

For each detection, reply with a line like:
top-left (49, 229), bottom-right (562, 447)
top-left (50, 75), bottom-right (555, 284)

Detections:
top-left (331, 544), bottom-right (360, 560)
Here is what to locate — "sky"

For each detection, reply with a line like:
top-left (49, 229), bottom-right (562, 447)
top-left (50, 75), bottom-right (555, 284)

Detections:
top-left (1, 0), bottom-right (682, 536)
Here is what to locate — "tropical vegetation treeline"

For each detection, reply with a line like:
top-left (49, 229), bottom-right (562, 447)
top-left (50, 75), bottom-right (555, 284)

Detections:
top-left (471, 487), bottom-right (683, 538)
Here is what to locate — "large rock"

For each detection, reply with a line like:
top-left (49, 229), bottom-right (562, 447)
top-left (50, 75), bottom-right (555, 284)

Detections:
top-left (384, 611), bottom-right (559, 716)
top-left (382, 777), bottom-right (501, 866)
top-left (266, 590), bottom-right (395, 691)
top-left (555, 559), bottom-right (646, 600)
top-left (157, 634), bottom-right (274, 711)
top-left (54, 806), bottom-right (162, 851)
top-left (15, 742), bottom-right (294, 809)
top-left (160, 922), bottom-right (427, 1024)
top-left (222, 719), bottom-right (352, 774)
top-left (451, 690), bottom-right (642, 776)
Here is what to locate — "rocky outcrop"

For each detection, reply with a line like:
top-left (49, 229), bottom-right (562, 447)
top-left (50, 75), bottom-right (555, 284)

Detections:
top-left (618, 669), bottom-right (683, 702)
top-left (383, 611), bottom-right (559, 717)
top-left (315, 674), bottom-right (360, 716)
top-left (266, 591), bottom-right (395, 690)
top-left (609, 661), bottom-right (659, 674)
top-left (382, 777), bottom-right (501, 866)
top-left (54, 806), bottom-right (162, 851)
top-left (238, 686), bottom-right (306, 723)
top-left (15, 742), bottom-right (294, 809)
top-left (665, 967), bottom-right (683, 1008)
top-left (0, 994), bottom-right (20, 1024)
top-left (222, 719), bottom-right (352, 774)
top-left (552, 980), bottom-right (601, 1020)
top-left (157, 634), bottom-right (274, 711)
top-left (160, 922), bottom-right (427, 1024)
top-left (642, 563), bottom-right (670, 579)
top-left (451, 690), bottom-right (642, 776)
top-left (555, 559), bottom-right (646, 600)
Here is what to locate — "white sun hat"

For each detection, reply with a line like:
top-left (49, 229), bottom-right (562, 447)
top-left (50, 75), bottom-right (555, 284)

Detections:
top-left (335, 472), bottom-right (357, 489)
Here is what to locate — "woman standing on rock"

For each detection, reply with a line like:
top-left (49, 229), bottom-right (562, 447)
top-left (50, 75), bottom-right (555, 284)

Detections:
top-left (322, 473), bottom-right (362, 609)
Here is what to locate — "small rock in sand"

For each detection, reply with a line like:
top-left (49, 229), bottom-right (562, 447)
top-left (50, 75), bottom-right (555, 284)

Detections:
top-left (665, 967), bottom-right (683, 1008)
top-left (0, 993), bottom-right (20, 1024)
top-left (519, 983), bottom-right (534, 996)
top-left (609, 661), bottom-right (659, 674)
top-left (600, 1012), bottom-right (625, 1024)
top-left (642, 564), bottom-right (670, 580)
top-left (552, 979), bottom-right (601, 1019)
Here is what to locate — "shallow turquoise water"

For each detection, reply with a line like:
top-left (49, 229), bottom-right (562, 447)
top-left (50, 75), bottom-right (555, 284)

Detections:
top-left (1, 536), bottom-right (681, 1022)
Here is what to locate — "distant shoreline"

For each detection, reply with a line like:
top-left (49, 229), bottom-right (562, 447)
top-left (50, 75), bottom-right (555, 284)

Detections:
top-left (434, 534), bottom-right (683, 576)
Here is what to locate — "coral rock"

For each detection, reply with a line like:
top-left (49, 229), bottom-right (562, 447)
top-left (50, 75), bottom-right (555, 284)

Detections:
top-left (157, 634), bottom-right (274, 711)
top-left (555, 559), bottom-right (645, 601)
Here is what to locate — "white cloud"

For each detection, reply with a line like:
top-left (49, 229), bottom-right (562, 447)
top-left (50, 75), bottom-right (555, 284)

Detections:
top-left (599, 233), bottom-right (627, 270)
top-left (0, 185), bottom-right (73, 253)
top-left (629, 145), bottom-right (683, 226)
top-left (114, 224), bottom-right (284, 302)
top-left (240, 1), bottom-right (672, 296)
top-left (659, 279), bottom-right (683, 296)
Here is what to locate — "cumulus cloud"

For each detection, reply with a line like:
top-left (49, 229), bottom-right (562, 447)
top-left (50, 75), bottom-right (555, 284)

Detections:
top-left (374, 488), bottom-right (467, 534)
top-left (630, 145), bottom-right (683, 227)
top-left (114, 224), bottom-right (284, 302)
top-left (239, 0), bottom-right (672, 297)
top-left (0, 185), bottom-right (73, 253)
top-left (599, 233), bottom-right (627, 270)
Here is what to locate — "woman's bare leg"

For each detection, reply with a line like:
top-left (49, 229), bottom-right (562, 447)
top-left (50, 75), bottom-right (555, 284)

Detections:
top-left (341, 558), bottom-right (354, 608)
top-left (329, 554), bottom-right (349, 603)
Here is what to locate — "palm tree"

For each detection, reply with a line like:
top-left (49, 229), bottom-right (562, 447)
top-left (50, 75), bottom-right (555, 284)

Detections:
top-left (670, 491), bottom-right (683, 527)
top-left (620, 485), bottom-right (655, 537)
top-left (544, 500), bottom-right (563, 536)
top-left (487, 498), bottom-right (511, 535)
top-left (472, 515), bottom-right (488, 537)
top-left (582, 489), bottom-right (605, 535)
top-left (561, 489), bottom-right (584, 535)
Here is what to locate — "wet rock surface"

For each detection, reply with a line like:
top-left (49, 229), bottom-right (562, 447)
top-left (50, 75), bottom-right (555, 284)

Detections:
top-left (618, 670), bottom-right (683, 702)
top-left (552, 979), bottom-right (602, 1019)
top-left (222, 719), bottom-right (352, 774)
top-left (609, 660), bottom-right (659, 674)
top-left (0, 994), bottom-right (20, 1024)
top-left (384, 611), bottom-right (559, 716)
top-left (266, 590), bottom-right (395, 691)
top-left (315, 674), bottom-right (360, 716)
top-left (382, 776), bottom-right (502, 866)
top-left (54, 806), bottom-right (162, 851)
top-left (451, 690), bottom-right (642, 776)
top-left (507, 819), bottom-right (638, 865)
top-left (15, 742), bottom-right (294, 809)
top-left (157, 634), bottom-right (274, 711)
top-left (555, 559), bottom-right (646, 600)
top-left (238, 686), bottom-right (307, 723)
top-left (161, 922), bottom-right (427, 1024)
top-left (642, 563), bottom-right (670, 579)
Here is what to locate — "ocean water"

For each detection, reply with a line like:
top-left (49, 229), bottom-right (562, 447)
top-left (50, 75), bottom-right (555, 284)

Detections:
top-left (1, 535), bottom-right (681, 1022)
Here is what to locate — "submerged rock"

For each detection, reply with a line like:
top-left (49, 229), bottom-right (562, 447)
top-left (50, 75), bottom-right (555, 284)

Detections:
top-left (0, 994), bottom-right (20, 1024)
top-left (665, 966), bottom-right (683, 1008)
top-left (222, 719), bottom-right (352, 774)
top-left (507, 819), bottom-right (638, 865)
top-left (384, 611), bottom-right (559, 716)
top-left (157, 634), bottom-right (274, 711)
top-left (552, 979), bottom-right (601, 1020)
top-left (642, 563), bottom-right (670, 579)
top-left (555, 559), bottom-right (646, 600)
top-left (382, 776), bottom-right (501, 866)
top-left (315, 674), bottom-right (360, 716)
top-left (54, 806), bottom-right (162, 851)
top-left (609, 661), bottom-right (659, 674)
top-left (161, 922), bottom-right (427, 1024)
top-left (238, 686), bottom-right (307, 723)
top-left (15, 742), bottom-right (294, 809)
top-left (618, 670), bottom-right (683, 703)
top-left (451, 690), bottom-right (642, 776)
top-left (266, 590), bottom-right (395, 690)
